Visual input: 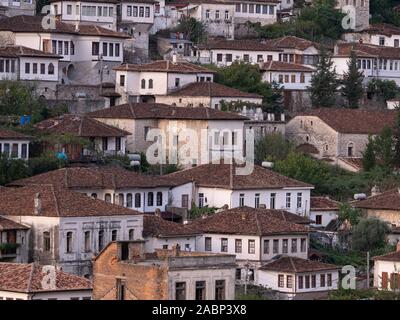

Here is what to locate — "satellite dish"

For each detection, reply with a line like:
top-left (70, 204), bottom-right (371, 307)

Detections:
top-left (130, 160), bottom-right (140, 167)
top-left (262, 161), bottom-right (274, 168)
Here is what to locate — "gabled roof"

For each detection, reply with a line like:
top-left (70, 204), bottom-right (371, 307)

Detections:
top-left (353, 188), bottom-right (400, 210)
top-left (50, 0), bottom-right (117, 2)
top-left (9, 166), bottom-right (177, 189)
top-left (0, 15), bottom-right (129, 38)
top-left (169, 82), bottom-right (262, 99)
top-left (198, 39), bottom-right (283, 51)
top-left (261, 60), bottom-right (315, 72)
top-left (88, 103), bottom-right (248, 120)
top-left (373, 250), bottom-right (400, 262)
top-left (264, 36), bottom-right (320, 51)
top-left (143, 215), bottom-right (199, 238)
top-left (114, 60), bottom-right (215, 73)
top-left (259, 257), bottom-right (339, 272)
top-left (188, 206), bottom-right (309, 236)
top-left (0, 216), bottom-right (29, 231)
top-left (335, 42), bottom-right (400, 59)
top-left (164, 163), bottom-right (313, 190)
top-left (0, 127), bottom-right (31, 140)
top-left (0, 45), bottom-right (61, 59)
top-left (0, 185), bottom-right (141, 217)
top-left (0, 263), bottom-right (92, 293)
top-left (363, 23), bottom-right (400, 37)
top-left (296, 108), bottom-right (397, 134)
top-left (35, 115), bottom-right (131, 137)
top-left (310, 197), bottom-right (340, 211)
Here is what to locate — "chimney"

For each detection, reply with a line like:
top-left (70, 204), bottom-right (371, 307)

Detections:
top-left (155, 208), bottom-right (161, 218)
top-left (397, 241), bottom-right (400, 252)
top-left (241, 213), bottom-right (246, 220)
top-left (172, 244), bottom-right (180, 256)
top-left (34, 193), bottom-right (41, 215)
top-left (172, 53), bottom-right (177, 64)
top-left (371, 185), bottom-right (381, 197)
top-left (280, 113), bottom-right (285, 122)
top-left (259, 204), bottom-right (266, 209)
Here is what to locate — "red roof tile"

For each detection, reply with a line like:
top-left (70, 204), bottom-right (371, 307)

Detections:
top-left (264, 36), bottom-right (320, 51)
top-left (114, 60), bottom-right (214, 73)
top-left (0, 127), bottom-right (31, 140)
top-left (260, 257), bottom-right (339, 272)
top-left (373, 250), bottom-right (400, 262)
top-left (353, 188), bottom-right (400, 210)
top-left (335, 42), bottom-right (400, 59)
top-left (261, 60), bottom-right (315, 72)
top-left (0, 216), bottom-right (29, 231)
top-left (364, 23), bottom-right (400, 37)
top-left (143, 215), bottom-right (199, 238)
top-left (199, 39), bottom-right (283, 51)
top-left (310, 197), bottom-right (340, 211)
top-left (0, 45), bottom-right (61, 59)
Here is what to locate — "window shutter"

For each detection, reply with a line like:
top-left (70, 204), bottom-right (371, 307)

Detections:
top-left (381, 272), bottom-right (388, 289)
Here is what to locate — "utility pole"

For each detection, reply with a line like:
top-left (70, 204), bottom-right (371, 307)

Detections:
top-left (366, 251), bottom-right (370, 289)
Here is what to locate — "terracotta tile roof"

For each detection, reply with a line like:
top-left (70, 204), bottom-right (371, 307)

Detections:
top-left (169, 82), bottom-right (262, 99)
top-left (296, 143), bottom-right (319, 155)
top-left (259, 257), bottom-right (339, 272)
top-left (337, 157), bottom-right (363, 171)
top-left (0, 263), bottom-right (92, 293)
top-left (199, 39), bottom-right (282, 51)
top-left (50, 0), bottom-right (117, 2)
top-left (0, 127), bottom-right (31, 140)
top-left (88, 103), bottom-right (248, 120)
top-left (353, 188), bottom-right (400, 210)
top-left (114, 60), bottom-right (214, 73)
top-left (143, 215), bottom-right (199, 238)
top-left (335, 42), bottom-right (400, 59)
top-left (373, 250), bottom-right (400, 262)
top-left (299, 108), bottom-right (397, 134)
top-left (9, 166), bottom-right (177, 189)
top-left (0, 45), bottom-right (61, 59)
top-left (261, 60), bottom-right (315, 72)
top-left (188, 206), bottom-right (309, 236)
top-left (0, 216), bottom-right (29, 231)
top-left (364, 23), bottom-right (400, 37)
top-left (164, 163), bottom-right (313, 190)
top-left (311, 197), bottom-right (340, 211)
top-left (35, 115), bottom-right (131, 137)
top-left (0, 15), bottom-right (129, 38)
top-left (0, 185), bottom-right (141, 217)
top-left (264, 36), bottom-right (320, 51)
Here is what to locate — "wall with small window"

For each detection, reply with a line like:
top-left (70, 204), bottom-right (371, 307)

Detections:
top-left (120, 2), bottom-right (155, 24)
top-left (234, 1), bottom-right (277, 25)
top-left (19, 57), bottom-right (59, 82)
top-left (0, 57), bottom-right (17, 80)
top-left (144, 236), bottom-right (196, 253)
top-left (262, 70), bottom-right (313, 90)
top-left (260, 235), bottom-right (309, 261)
top-left (209, 49), bottom-right (279, 66)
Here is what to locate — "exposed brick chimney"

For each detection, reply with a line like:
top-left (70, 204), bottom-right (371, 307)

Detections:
top-left (172, 244), bottom-right (180, 257)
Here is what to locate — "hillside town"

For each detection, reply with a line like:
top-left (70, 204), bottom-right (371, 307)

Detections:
top-left (1, 0), bottom-right (400, 302)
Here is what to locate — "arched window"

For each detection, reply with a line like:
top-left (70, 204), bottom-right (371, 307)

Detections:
top-left (126, 193), bottom-right (133, 208)
top-left (98, 230), bottom-right (105, 251)
top-left (128, 229), bottom-right (134, 240)
top-left (48, 63), bottom-right (54, 75)
top-left (347, 142), bottom-right (354, 157)
top-left (134, 193), bottom-right (141, 208)
top-left (148, 79), bottom-right (153, 89)
top-left (141, 79), bottom-right (146, 89)
top-left (306, 136), bottom-right (309, 142)
top-left (118, 193), bottom-right (124, 206)
top-left (43, 231), bottom-right (51, 251)
top-left (156, 192), bottom-right (163, 206)
top-left (148, 192), bottom-right (154, 206)
top-left (111, 230), bottom-right (118, 241)
top-left (105, 193), bottom-right (112, 203)
top-left (91, 193), bottom-right (97, 199)
top-left (66, 232), bottom-right (73, 253)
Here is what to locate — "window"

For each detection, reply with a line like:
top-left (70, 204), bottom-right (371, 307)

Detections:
top-left (109, 7), bottom-right (113, 16)
top-left (147, 192), bottom-right (154, 207)
top-left (255, 193), bottom-right (260, 208)
top-left (175, 282), bottom-right (186, 300)
top-left (102, 137), bottom-right (108, 151)
top-left (320, 274), bottom-right (326, 287)
top-left (257, 54), bottom-right (263, 62)
top-left (66, 232), bottom-right (73, 253)
top-left (11, 144), bottom-right (18, 158)
top-left (145, 7), bottom-right (150, 17)
top-left (40, 63), bottom-right (46, 75)
top-left (217, 53), bottom-right (223, 62)
top-left (117, 193), bottom-right (124, 206)
top-left (148, 79), bottom-right (153, 89)
top-left (84, 231), bottom-right (91, 252)
top-left (25, 62), bottom-right (30, 74)
top-left (379, 37), bottom-right (385, 46)
top-left (133, 6), bottom-right (138, 16)
top-left (287, 275), bottom-right (293, 288)
top-left (347, 143), bottom-right (354, 157)
top-left (249, 4), bottom-right (254, 13)
top-left (221, 238), bottom-right (228, 252)
top-left (239, 193), bottom-right (245, 207)
top-left (134, 193), bottom-right (141, 208)
top-left (284, 74), bottom-right (289, 83)
top-left (273, 239), bottom-right (279, 254)
top-left (109, 43), bottom-right (114, 57)
top-left (215, 10), bottom-right (220, 19)
top-left (270, 193), bottom-right (276, 209)
top-left (278, 275), bottom-right (284, 287)
top-left (115, 137), bottom-right (121, 152)
top-left (92, 42), bottom-right (99, 56)
top-left (175, 78), bottom-right (180, 87)
top-left (91, 193), bottom-right (97, 199)
top-left (242, 4), bottom-right (247, 12)
top-left (32, 63), bottom-right (37, 74)
top-left (67, 4), bottom-right (72, 14)
top-left (262, 5), bottom-right (268, 14)
top-left (291, 74), bottom-right (296, 83)
top-left (126, 193), bottom-right (133, 207)
top-left (305, 275), bottom-right (310, 289)
top-left (327, 273), bottom-right (332, 287)
top-left (282, 239), bottom-right (288, 254)
top-left (291, 239), bottom-right (297, 253)
top-left (43, 232), bottom-right (51, 251)
top-left (181, 194), bottom-right (189, 208)
top-left (298, 276), bottom-right (304, 289)
top-left (300, 73), bottom-right (305, 83)
top-left (236, 268), bottom-right (241, 280)
top-left (139, 6), bottom-right (144, 17)
top-left (116, 279), bottom-right (125, 300)
top-left (286, 192), bottom-right (291, 209)
top-left (215, 280), bottom-right (225, 300)
top-left (70, 42), bottom-right (75, 55)
top-left (205, 237), bottom-right (212, 251)
top-left (224, 10), bottom-right (229, 20)
top-left (395, 39), bottom-right (399, 48)
top-left (256, 4), bottom-right (261, 13)
top-left (315, 215), bottom-right (322, 225)
top-left (297, 193), bottom-right (302, 208)
top-left (115, 43), bottom-right (120, 57)
top-left (235, 239), bottom-right (242, 253)
top-left (102, 42), bottom-right (108, 56)
top-left (127, 5), bottom-right (132, 16)
top-left (206, 9), bottom-right (210, 19)
top-left (198, 193), bottom-right (204, 208)
top-left (156, 192), bottom-right (163, 206)
top-left (195, 281), bottom-right (206, 300)
top-left (98, 230), bottom-right (105, 251)
top-left (111, 230), bottom-right (118, 241)
top-left (226, 54), bottom-right (232, 62)
top-left (311, 275), bottom-right (316, 288)
top-left (301, 238), bottom-right (306, 252)
top-left (248, 240), bottom-right (255, 254)
top-left (235, 3), bottom-right (241, 12)
top-left (263, 239), bottom-right (269, 254)
top-left (21, 144), bottom-right (28, 159)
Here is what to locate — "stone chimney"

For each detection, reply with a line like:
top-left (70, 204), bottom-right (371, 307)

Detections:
top-left (34, 193), bottom-right (41, 215)
top-left (172, 53), bottom-right (178, 64)
top-left (241, 213), bottom-right (246, 220)
top-left (172, 244), bottom-right (181, 257)
top-left (280, 113), bottom-right (285, 122)
top-left (155, 208), bottom-right (161, 218)
top-left (397, 241), bottom-right (400, 252)
top-left (371, 185), bottom-right (381, 197)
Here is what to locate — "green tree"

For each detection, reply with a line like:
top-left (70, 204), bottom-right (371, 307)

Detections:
top-left (393, 106), bottom-right (400, 167)
top-left (367, 79), bottom-right (399, 101)
top-left (362, 135), bottom-right (376, 171)
top-left (255, 133), bottom-right (293, 164)
top-left (341, 50), bottom-right (364, 108)
top-left (338, 203), bottom-right (362, 226)
top-left (373, 126), bottom-right (394, 168)
top-left (308, 49), bottom-right (338, 108)
top-left (174, 16), bottom-right (207, 44)
top-left (352, 218), bottom-right (390, 251)
top-left (266, 81), bottom-right (284, 113)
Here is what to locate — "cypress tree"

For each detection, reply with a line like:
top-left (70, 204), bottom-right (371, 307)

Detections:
top-left (341, 50), bottom-right (364, 108)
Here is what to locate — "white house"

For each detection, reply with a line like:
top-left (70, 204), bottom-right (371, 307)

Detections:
top-left (0, 0), bottom-right (36, 17)
top-left (113, 60), bottom-right (215, 103)
top-left (0, 127), bottom-right (31, 160)
top-left (0, 185), bottom-right (143, 277)
top-left (232, 0), bottom-right (278, 25)
top-left (156, 81), bottom-right (263, 109)
top-left (193, 39), bottom-right (282, 66)
top-left (373, 243), bottom-right (400, 291)
top-left (118, 0), bottom-right (155, 26)
top-left (310, 197), bottom-right (340, 228)
top-left (50, 0), bottom-right (118, 31)
top-left (260, 60), bottom-right (315, 90)
top-left (0, 215), bottom-right (29, 263)
top-left (0, 262), bottom-right (92, 300)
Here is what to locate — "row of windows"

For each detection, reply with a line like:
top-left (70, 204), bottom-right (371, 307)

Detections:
top-left (176, 280), bottom-right (226, 300)
top-left (0, 296), bottom-right (91, 300)
top-left (82, 5), bottom-right (114, 17)
top-left (356, 58), bottom-right (400, 71)
top-left (0, 59), bottom-right (16, 73)
top-left (90, 192), bottom-right (163, 208)
top-left (47, 40), bottom-right (74, 56)
top-left (204, 237), bottom-right (307, 254)
top-left (344, 0), bottom-right (366, 7)
top-left (24, 62), bottom-right (55, 75)
top-left (205, 9), bottom-right (230, 20)
top-left (277, 73), bottom-right (306, 84)
top-left (235, 3), bottom-right (275, 15)
top-left (238, 192), bottom-right (303, 209)
top-left (278, 273), bottom-right (333, 289)
top-left (126, 5), bottom-right (151, 18)
top-left (216, 53), bottom-right (273, 63)
top-left (378, 37), bottom-right (399, 47)
top-left (0, 143), bottom-right (28, 159)
top-left (92, 42), bottom-right (121, 57)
